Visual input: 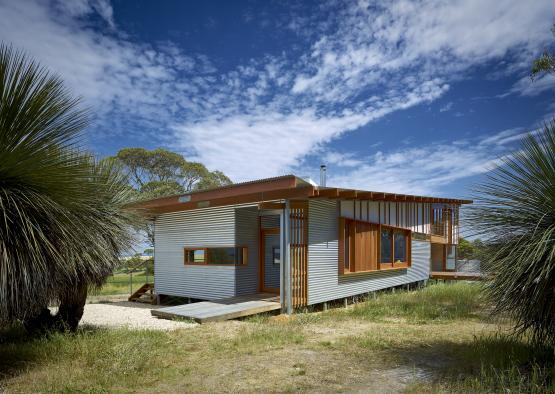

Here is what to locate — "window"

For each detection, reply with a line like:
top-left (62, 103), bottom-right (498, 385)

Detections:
top-left (394, 231), bottom-right (407, 263)
top-left (185, 249), bottom-right (205, 263)
top-left (380, 229), bottom-right (392, 264)
top-left (445, 244), bottom-right (456, 271)
top-left (380, 227), bottom-right (410, 269)
top-left (184, 247), bottom-right (247, 266)
top-left (339, 218), bottom-right (411, 274)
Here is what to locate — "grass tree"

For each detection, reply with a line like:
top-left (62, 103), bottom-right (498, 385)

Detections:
top-left (0, 45), bottom-right (136, 331)
top-left (469, 121), bottom-right (555, 347)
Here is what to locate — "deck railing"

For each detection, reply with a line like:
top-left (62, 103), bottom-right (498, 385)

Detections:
top-left (430, 205), bottom-right (459, 245)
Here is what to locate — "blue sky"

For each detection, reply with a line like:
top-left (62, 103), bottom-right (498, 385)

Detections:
top-left (1, 0), bottom-right (555, 199)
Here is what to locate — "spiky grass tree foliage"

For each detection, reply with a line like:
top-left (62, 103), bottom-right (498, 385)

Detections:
top-left (469, 121), bottom-right (555, 347)
top-left (0, 45), bottom-right (135, 331)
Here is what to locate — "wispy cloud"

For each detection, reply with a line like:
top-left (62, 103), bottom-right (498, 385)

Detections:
top-left (173, 0), bottom-right (555, 181)
top-left (439, 102), bottom-right (453, 112)
top-left (1, 0), bottom-right (554, 191)
top-left (0, 0), bottom-right (211, 139)
top-left (509, 73), bottom-right (555, 96)
top-left (321, 127), bottom-right (529, 196)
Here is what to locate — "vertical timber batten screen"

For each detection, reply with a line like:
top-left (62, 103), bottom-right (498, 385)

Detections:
top-left (290, 201), bottom-right (308, 307)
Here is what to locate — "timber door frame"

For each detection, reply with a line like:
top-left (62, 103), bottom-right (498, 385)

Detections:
top-left (259, 226), bottom-right (280, 294)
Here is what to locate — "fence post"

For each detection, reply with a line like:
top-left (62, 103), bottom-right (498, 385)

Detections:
top-left (129, 259), bottom-right (133, 295)
top-left (145, 259), bottom-right (149, 286)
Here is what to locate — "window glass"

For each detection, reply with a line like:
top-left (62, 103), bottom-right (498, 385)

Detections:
top-left (185, 249), bottom-right (205, 263)
top-left (394, 231), bottom-right (407, 262)
top-left (380, 229), bottom-right (392, 263)
top-left (446, 245), bottom-right (456, 270)
top-left (208, 247), bottom-right (242, 264)
top-left (185, 247), bottom-right (246, 265)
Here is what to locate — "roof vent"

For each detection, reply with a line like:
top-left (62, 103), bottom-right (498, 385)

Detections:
top-left (320, 165), bottom-right (327, 187)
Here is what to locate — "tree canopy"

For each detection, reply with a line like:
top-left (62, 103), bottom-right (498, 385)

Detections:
top-left (457, 237), bottom-right (487, 260)
top-left (114, 147), bottom-right (232, 200)
top-left (531, 23), bottom-right (555, 79)
top-left (113, 147), bottom-right (232, 246)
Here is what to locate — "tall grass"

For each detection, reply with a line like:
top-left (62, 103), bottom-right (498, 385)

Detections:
top-left (330, 282), bottom-right (484, 323)
top-left (407, 333), bottom-right (555, 393)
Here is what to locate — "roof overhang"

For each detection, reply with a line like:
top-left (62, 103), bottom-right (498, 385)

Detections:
top-left (126, 175), bottom-right (472, 216)
top-left (314, 188), bottom-right (472, 205)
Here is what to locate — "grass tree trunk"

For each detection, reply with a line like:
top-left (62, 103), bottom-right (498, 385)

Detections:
top-left (56, 282), bottom-right (88, 332)
top-left (22, 282), bottom-right (88, 333)
top-left (0, 45), bottom-right (137, 331)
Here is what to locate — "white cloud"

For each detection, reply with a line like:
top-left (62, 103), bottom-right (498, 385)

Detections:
top-left (1, 0), bottom-right (554, 190)
top-left (509, 73), bottom-right (555, 96)
top-left (174, 0), bottom-right (555, 182)
top-left (174, 80), bottom-right (448, 180)
top-left (439, 102), bottom-right (453, 112)
top-left (322, 151), bottom-right (364, 168)
top-left (323, 127), bottom-right (528, 196)
top-left (288, 0), bottom-right (555, 104)
top-left (0, 0), bottom-right (208, 139)
top-left (54, 0), bottom-right (115, 28)
top-left (478, 127), bottom-right (526, 145)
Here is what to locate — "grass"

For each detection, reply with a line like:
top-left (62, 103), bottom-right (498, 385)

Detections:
top-left (326, 281), bottom-right (485, 323)
top-left (1, 282), bottom-right (553, 393)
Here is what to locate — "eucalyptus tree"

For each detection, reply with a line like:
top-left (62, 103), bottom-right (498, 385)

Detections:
top-left (468, 121), bottom-right (555, 346)
top-left (531, 23), bottom-right (555, 79)
top-left (0, 45), bottom-right (135, 331)
top-left (114, 147), bottom-right (232, 196)
top-left (114, 147), bottom-right (232, 246)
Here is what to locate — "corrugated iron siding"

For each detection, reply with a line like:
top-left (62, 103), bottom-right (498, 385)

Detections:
top-left (235, 206), bottom-right (259, 295)
top-left (261, 214), bottom-right (280, 229)
top-left (263, 233), bottom-right (281, 288)
top-left (154, 204), bottom-right (259, 300)
top-left (308, 199), bottom-right (431, 305)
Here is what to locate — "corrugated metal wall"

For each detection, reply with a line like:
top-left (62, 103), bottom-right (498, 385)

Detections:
top-left (235, 206), bottom-right (259, 295)
top-left (154, 204), bottom-right (260, 300)
top-left (308, 199), bottom-right (431, 305)
top-left (263, 233), bottom-right (280, 288)
top-left (261, 215), bottom-right (280, 229)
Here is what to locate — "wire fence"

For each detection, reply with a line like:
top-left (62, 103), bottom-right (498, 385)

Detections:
top-left (94, 258), bottom-right (153, 297)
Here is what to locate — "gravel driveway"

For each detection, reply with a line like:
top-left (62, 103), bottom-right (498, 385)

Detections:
top-left (79, 302), bottom-right (196, 330)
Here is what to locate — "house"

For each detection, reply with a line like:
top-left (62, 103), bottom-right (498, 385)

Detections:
top-left (131, 174), bottom-right (471, 314)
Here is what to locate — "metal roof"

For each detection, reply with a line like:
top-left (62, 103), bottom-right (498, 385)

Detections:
top-left (128, 174), bottom-right (472, 215)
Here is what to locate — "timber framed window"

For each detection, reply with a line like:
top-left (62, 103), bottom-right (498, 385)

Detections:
top-left (184, 246), bottom-right (248, 266)
top-left (379, 226), bottom-right (410, 269)
top-left (339, 217), bottom-right (411, 275)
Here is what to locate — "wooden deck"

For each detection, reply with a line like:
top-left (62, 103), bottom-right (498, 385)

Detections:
top-left (151, 293), bottom-right (281, 323)
top-left (430, 271), bottom-right (483, 281)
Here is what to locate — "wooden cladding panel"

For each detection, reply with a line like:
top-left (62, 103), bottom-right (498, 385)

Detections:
top-left (290, 201), bottom-right (308, 308)
top-left (354, 221), bottom-right (378, 272)
top-left (340, 219), bottom-right (379, 274)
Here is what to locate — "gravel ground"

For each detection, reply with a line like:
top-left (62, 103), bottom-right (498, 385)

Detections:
top-left (78, 302), bottom-right (197, 330)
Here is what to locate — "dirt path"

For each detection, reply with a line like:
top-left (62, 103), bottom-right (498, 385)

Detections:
top-left (78, 302), bottom-right (197, 330)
